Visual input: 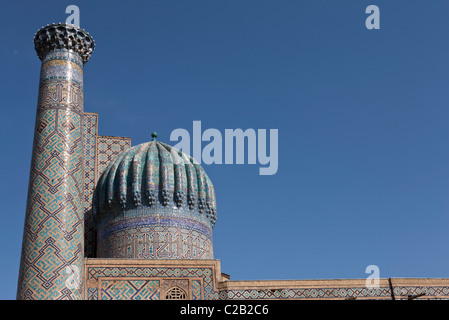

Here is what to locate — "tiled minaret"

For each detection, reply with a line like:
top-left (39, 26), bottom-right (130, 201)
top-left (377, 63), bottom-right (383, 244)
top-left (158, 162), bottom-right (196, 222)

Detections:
top-left (17, 23), bottom-right (94, 300)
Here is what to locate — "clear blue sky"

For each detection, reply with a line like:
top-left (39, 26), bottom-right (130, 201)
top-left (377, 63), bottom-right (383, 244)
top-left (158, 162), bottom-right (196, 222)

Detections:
top-left (1, 0), bottom-right (449, 300)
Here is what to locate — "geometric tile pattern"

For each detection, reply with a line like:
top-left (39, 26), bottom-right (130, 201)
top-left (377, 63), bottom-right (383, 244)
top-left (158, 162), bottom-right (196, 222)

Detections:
top-left (192, 280), bottom-right (202, 300)
top-left (87, 286), bottom-right (98, 301)
top-left (96, 215), bottom-right (213, 259)
top-left (100, 279), bottom-right (160, 300)
top-left (85, 260), bottom-right (449, 300)
top-left (17, 50), bottom-right (86, 300)
top-left (219, 287), bottom-right (392, 300)
top-left (82, 113), bottom-right (98, 258)
top-left (392, 286), bottom-right (449, 300)
top-left (96, 135), bottom-right (131, 178)
top-left (219, 286), bottom-right (449, 300)
top-left (86, 264), bottom-right (218, 300)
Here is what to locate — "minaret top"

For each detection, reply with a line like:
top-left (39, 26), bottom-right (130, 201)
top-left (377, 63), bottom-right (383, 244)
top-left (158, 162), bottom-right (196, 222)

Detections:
top-left (34, 23), bottom-right (95, 65)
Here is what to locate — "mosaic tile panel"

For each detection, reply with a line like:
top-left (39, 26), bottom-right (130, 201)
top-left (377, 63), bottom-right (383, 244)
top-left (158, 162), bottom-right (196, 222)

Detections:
top-left (17, 49), bottom-right (86, 300)
top-left (219, 286), bottom-right (449, 300)
top-left (97, 215), bottom-right (213, 259)
top-left (85, 260), bottom-right (449, 301)
top-left (219, 287), bottom-right (390, 300)
top-left (86, 264), bottom-right (218, 300)
top-left (392, 286), bottom-right (449, 300)
top-left (83, 113), bottom-right (98, 258)
top-left (87, 286), bottom-right (98, 300)
top-left (96, 136), bottom-right (131, 178)
top-left (192, 279), bottom-right (202, 300)
top-left (100, 279), bottom-right (160, 300)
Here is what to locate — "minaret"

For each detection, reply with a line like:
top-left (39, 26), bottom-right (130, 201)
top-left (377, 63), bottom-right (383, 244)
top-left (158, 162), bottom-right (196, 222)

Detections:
top-left (17, 23), bottom-right (94, 300)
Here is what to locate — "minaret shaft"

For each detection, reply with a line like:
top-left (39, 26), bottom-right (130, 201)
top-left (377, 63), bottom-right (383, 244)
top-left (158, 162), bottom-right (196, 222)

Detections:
top-left (17, 24), bottom-right (94, 300)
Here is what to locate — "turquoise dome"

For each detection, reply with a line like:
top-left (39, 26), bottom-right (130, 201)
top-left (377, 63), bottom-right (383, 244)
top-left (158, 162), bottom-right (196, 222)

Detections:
top-left (92, 140), bottom-right (217, 259)
top-left (93, 140), bottom-right (217, 224)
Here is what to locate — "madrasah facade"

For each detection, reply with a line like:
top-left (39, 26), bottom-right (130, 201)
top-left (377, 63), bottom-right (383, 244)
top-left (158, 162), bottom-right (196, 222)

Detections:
top-left (16, 23), bottom-right (449, 300)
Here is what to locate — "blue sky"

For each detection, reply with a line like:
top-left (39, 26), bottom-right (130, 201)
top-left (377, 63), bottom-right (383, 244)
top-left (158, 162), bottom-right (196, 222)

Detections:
top-left (1, 0), bottom-right (449, 300)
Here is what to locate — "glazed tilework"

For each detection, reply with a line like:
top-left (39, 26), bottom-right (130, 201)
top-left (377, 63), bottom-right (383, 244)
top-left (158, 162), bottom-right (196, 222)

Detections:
top-left (17, 49), bottom-right (86, 300)
top-left (37, 79), bottom-right (83, 115)
top-left (82, 117), bottom-right (131, 258)
top-left (37, 51), bottom-right (84, 116)
top-left (93, 141), bottom-right (217, 223)
top-left (100, 279), bottom-right (160, 300)
top-left (219, 286), bottom-right (449, 300)
top-left (93, 140), bottom-right (217, 260)
top-left (40, 50), bottom-right (84, 69)
top-left (85, 260), bottom-right (449, 300)
top-left (219, 287), bottom-right (392, 300)
top-left (96, 136), bottom-right (131, 178)
top-left (192, 279), bottom-right (202, 300)
top-left (96, 215), bottom-right (213, 259)
top-left (86, 262), bottom-right (217, 300)
top-left (391, 286), bottom-right (449, 300)
top-left (82, 113), bottom-right (98, 258)
top-left (40, 58), bottom-right (83, 85)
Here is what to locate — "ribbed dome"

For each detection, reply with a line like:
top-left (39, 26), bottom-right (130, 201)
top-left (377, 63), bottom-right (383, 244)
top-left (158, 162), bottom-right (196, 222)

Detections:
top-left (93, 140), bottom-right (217, 227)
top-left (92, 139), bottom-right (217, 260)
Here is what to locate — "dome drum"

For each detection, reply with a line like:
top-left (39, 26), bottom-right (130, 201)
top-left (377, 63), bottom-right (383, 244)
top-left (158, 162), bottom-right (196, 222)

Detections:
top-left (96, 205), bottom-right (214, 259)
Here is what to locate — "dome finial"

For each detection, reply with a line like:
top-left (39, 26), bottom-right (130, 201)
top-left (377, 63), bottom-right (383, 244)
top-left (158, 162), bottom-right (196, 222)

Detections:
top-left (151, 131), bottom-right (158, 141)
